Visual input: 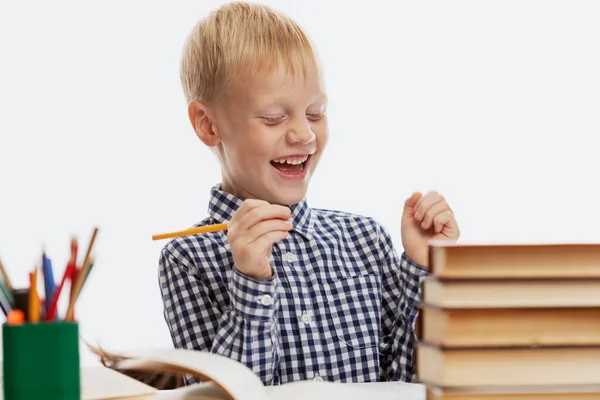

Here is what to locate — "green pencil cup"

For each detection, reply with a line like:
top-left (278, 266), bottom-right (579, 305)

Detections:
top-left (2, 321), bottom-right (81, 400)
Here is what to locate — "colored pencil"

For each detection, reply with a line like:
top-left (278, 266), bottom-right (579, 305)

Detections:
top-left (69, 239), bottom-right (79, 301)
top-left (29, 268), bottom-right (40, 323)
top-left (65, 258), bottom-right (92, 321)
top-left (81, 257), bottom-right (95, 287)
top-left (46, 261), bottom-right (77, 321)
top-left (65, 227), bottom-right (98, 320)
top-left (46, 238), bottom-right (78, 321)
top-left (0, 257), bottom-right (13, 291)
top-left (152, 223), bottom-right (228, 240)
top-left (42, 251), bottom-right (56, 316)
top-left (0, 279), bottom-right (14, 307)
top-left (0, 283), bottom-right (12, 316)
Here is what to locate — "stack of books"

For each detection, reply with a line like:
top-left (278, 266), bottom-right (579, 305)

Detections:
top-left (416, 242), bottom-right (600, 400)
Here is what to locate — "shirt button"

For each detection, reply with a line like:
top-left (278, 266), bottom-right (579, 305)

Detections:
top-left (313, 374), bottom-right (323, 382)
top-left (301, 312), bottom-right (312, 325)
top-left (283, 252), bottom-right (296, 263)
top-left (259, 294), bottom-right (274, 306)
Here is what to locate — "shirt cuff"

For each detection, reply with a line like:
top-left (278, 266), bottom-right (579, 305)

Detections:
top-left (401, 252), bottom-right (429, 279)
top-left (400, 252), bottom-right (429, 313)
top-left (229, 267), bottom-right (279, 321)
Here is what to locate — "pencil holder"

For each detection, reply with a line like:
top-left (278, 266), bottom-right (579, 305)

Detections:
top-left (2, 321), bottom-right (81, 400)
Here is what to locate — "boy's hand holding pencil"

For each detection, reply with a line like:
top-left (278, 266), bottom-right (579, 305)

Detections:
top-left (227, 199), bottom-right (292, 281)
top-left (153, 201), bottom-right (293, 280)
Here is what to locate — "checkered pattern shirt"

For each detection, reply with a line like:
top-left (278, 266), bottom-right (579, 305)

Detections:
top-left (158, 184), bottom-right (428, 386)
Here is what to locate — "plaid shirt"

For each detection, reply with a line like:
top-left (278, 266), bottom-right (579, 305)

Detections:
top-left (159, 184), bottom-right (428, 385)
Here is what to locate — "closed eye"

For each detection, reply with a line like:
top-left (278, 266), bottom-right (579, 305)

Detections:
top-left (307, 113), bottom-right (324, 121)
top-left (261, 116), bottom-right (286, 125)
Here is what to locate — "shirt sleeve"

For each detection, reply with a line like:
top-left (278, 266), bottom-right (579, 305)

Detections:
top-left (376, 223), bottom-right (429, 382)
top-left (158, 245), bottom-right (281, 385)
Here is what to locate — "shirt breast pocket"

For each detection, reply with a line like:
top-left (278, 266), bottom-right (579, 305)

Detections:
top-left (324, 273), bottom-right (382, 350)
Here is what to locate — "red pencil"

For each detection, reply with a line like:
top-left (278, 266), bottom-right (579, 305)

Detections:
top-left (45, 260), bottom-right (76, 321)
top-left (45, 238), bottom-right (78, 321)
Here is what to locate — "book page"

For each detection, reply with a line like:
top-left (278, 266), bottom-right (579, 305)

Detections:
top-left (111, 348), bottom-right (267, 400)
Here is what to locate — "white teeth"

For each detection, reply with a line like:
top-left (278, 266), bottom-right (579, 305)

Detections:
top-left (272, 155), bottom-right (309, 165)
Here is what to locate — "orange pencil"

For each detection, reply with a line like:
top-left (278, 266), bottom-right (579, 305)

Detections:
top-left (29, 268), bottom-right (40, 323)
top-left (152, 223), bottom-right (228, 241)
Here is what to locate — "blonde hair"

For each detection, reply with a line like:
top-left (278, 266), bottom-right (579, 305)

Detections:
top-left (180, 1), bottom-right (319, 105)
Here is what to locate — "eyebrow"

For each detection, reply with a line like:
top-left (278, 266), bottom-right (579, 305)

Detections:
top-left (256, 93), bottom-right (328, 111)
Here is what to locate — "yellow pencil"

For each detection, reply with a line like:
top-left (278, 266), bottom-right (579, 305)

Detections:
top-left (152, 223), bottom-right (228, 241)
top-left (29, 268), bottom-right (40, 323)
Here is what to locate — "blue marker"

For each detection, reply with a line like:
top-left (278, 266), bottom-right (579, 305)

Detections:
top-left (42, 252), bottom-right (56, 319)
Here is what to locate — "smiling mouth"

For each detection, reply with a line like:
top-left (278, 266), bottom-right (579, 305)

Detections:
top-left (270, 154), bottom-right (311, 175)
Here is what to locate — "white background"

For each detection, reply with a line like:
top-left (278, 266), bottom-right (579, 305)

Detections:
top-left (1, 0), bottom-right (599, 365)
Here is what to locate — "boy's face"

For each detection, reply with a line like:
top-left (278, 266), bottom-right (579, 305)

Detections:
top-left (207, 65), bottom-right (328, 206)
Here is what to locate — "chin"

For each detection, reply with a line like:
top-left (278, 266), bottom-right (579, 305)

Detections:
top-left (266, 185), bottom-right (308, 206)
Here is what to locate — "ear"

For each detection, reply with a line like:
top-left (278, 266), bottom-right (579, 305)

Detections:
top-left (188, 100), bottom-right (221, 147)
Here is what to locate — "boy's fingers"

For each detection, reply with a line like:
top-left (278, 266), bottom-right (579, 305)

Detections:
top-left (414, 191), bottom-right (444, 221)
top-left (402, 192), bottom-right (422, 220)
top-left (421, 201), bottom-right (451, 230)
top-left (253, 230), bottom-right (290, 250)
top-left (433, 210), bottom-right (457, 235)
top-left (230, 199), bottom-right (271, 223)
top-left (245, 220), bottom-right (293, 244)
top-left (236, 204), bottom-right (292, 232)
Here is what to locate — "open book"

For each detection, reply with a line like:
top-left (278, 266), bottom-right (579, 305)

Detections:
top-left (86, 344), bottom-right (422, 400)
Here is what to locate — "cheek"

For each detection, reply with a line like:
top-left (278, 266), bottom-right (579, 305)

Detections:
top-left (314, 122), bottom-right (329, 149)
top-left (237, 128), bottom-right (276, 165)
top-left (221, 121), bottom-right (256, 152)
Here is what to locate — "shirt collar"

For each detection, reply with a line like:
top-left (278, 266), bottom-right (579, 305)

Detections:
top-left (207, 184), bottom-right (314, 241)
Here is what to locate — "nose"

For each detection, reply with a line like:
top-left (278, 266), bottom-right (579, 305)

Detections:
top-left (286, 119), bottom-right (316, 145)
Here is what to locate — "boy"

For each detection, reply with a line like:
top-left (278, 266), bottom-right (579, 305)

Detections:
top-left (159, 1), bottom-right (460, 386)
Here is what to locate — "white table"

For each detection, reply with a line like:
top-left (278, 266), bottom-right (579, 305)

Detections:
top-left (140, 380), bottom-right (425, 400)
top-left (0, 365), bottom-right (425, 400)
